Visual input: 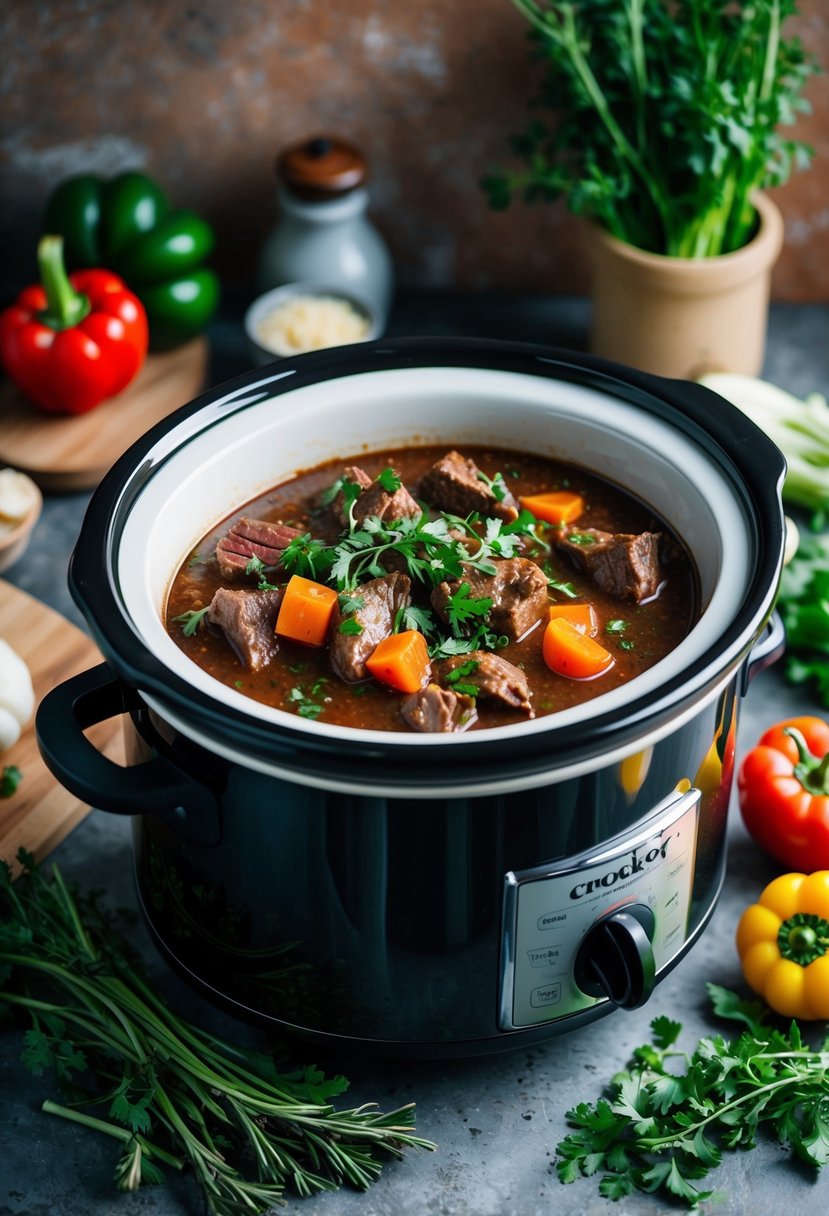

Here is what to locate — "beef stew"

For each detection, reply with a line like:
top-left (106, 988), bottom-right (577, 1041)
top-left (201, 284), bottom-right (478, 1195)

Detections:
top-left (165, 446), bottom-right (699, 732)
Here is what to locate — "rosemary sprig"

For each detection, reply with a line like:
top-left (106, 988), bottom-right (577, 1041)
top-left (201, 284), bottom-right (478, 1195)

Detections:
top-left (0, 852), bottom-right (435, 1215)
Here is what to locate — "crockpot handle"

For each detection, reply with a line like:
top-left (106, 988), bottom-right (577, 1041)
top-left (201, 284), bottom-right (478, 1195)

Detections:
top-left (36, 662), bottom-right (215, 818)
top-left (742, 611), bottom-right (786, 692)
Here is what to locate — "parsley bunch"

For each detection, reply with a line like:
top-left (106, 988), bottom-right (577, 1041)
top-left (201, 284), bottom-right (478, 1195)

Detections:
top-left (556, 983), bottom-right (829, 1208)
top-left (485, 0), bottom-right (818, 256)
top-left (776, 530), bottom-right (829, 706)
top-left (0, 852), bottom-right (435, 1215)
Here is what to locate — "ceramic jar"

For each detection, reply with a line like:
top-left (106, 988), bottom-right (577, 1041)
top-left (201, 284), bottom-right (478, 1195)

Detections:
top-left (257, 136), bottom-right (393, 328)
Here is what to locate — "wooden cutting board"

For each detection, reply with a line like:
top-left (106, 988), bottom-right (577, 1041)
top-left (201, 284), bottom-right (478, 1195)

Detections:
top-left (0, 581), bottom-right (124, 875)
top-left (0, 336), bottom-right (208, 492)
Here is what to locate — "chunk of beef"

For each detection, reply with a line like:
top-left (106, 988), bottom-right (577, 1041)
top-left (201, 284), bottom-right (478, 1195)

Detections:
top-left (329, 573), bottom-right (412, 683)
top-left (216, 517), bottom-right (303, 580)
top-left (418, 450), bottom-right (519, 522)
top-left (207, 587), bottom-right (283, 671)
top-left (400, 683), bottom-right (478, 733)
top-left (331, 466), bottom-right (421, 530)
top-left (556, 529), bottom-right (662, 602)
top-left (330, 466), bottom-right (373, 526)
top-left (436, 651), bottom-right (533, 716)
top-left (430, 557), bottom-right (548, 641)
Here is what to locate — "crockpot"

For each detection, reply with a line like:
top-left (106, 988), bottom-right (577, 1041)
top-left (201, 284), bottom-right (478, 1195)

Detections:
top-left (37, 338), bottom-right (786, 1058)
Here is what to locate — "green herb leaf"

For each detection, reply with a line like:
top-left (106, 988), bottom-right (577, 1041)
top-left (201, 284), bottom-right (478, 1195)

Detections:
top-left (777, 534), bottom-right (829, 708)
top-left (605, 618), bottom-right (628, 634)
top-left (0, 764), bottom-right (22, 798)
top-left (377, 467), bottom-right (402, 493)
top-left (338, 592), bottom-right (365, 615)
top-left (338, 618), bottom-right (363, 636)
top-left (567, 532), bottom-right (597, 546)
top-left (705, 982), bottom-right (767, 1033)
top-left (443, 658), bottom-right (481, 699)
top-left (399, 604), bottom-right (437, 637)
top-left (476, 468), bottom-right (508, 503)
top-left (171, 606), bottom-right (210, 637)
top-left (287, 683), bottom-right (328, 720)
top-left (445, 582), bottom-right (493, 637)
top-left (281, 532), bottom-right (336, 582)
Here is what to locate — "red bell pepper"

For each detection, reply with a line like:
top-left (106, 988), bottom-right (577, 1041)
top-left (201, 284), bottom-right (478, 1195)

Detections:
top-left (738, 715), bottom-right (829, 872)
top-left (0, 235), bottom-right (148, 414)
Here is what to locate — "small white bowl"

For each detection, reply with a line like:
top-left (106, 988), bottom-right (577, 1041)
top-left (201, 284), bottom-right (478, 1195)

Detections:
top-left (243, 283), bottom-right (381, 366)
top-left (0, 471), bottom-right (42, 574)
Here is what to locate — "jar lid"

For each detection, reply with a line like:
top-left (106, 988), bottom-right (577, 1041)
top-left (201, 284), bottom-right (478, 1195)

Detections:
top-left (276, 136), bottom-right (366, 200)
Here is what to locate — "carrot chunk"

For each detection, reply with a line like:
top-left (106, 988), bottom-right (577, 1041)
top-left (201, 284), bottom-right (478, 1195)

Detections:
top-left (548, 602), bottom-right (598, 637)
top-left (365, 630), bottom-right (430, 693)
top-left (542, 616), bottom-right (614, 680)
top-left (519, 490), bottom-right (584, 525)
top-left (275, 575), bottom-right (338, 647)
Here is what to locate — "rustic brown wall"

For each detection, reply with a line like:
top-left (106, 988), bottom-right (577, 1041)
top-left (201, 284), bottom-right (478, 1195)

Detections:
top-left (1, 0), bottom-right (827, 301)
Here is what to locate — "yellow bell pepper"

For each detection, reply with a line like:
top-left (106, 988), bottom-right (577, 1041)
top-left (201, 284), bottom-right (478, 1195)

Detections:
top-left (736, 871), bottom-right (829, 1019)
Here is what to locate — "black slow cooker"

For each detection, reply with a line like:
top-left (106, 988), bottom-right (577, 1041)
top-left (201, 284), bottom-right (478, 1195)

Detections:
top-left (36, 339), bottom-right (786, 1057)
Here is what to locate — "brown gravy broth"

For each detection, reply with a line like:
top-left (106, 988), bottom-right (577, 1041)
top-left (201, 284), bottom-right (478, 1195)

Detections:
top-left (164, 446), bottom-right (699, 732)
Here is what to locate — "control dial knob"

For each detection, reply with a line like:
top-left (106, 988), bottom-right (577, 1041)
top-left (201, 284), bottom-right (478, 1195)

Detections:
top-left (573, 903), bottom-right (656, 1010)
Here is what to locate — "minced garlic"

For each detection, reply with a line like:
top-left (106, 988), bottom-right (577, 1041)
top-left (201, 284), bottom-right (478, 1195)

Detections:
top-left (256, 295), bottom-right (371, 357)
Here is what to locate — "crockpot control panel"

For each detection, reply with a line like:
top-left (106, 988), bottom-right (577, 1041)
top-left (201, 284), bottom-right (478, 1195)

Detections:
top-left (498, 787), bottom-right (700, 1030)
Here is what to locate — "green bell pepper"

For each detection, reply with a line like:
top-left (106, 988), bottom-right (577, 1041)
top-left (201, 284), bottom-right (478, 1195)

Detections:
top-left (43, 170), bottom-right (219, 351)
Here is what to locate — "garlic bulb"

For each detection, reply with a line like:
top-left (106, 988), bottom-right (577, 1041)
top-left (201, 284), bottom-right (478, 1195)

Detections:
top-left (0, 637), bottom-right (34, 751)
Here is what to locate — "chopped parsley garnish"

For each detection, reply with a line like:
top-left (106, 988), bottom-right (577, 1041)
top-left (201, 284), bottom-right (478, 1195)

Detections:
top-left (1, 765), bottom-right (22, 798)
top-left (286, 680), bottom-right (329, 720)
top-left (280, 533), bottom-right (336, 582)
top-left (567, 532), bottom-right (597, 546)
top-left (319, 473), bottom-right (367, 530)
top-left (546, 573), bottom-right (578, 598)
top-left (172, 606), bottom-right (210, 637)
top-left (187, 550), bottom-right (204, 567)
top-left (245, 554), bottom-right (281, 591)
top-left (394, 604), bottom-right (437, 636)
top-left (430, 629), bottom-right (508, 659)
top-left (338, 618), bottom-right (363, 636)
top-left (338, 593), bottom-right (365, 615)
top-left (289, 508), bottom-right (535, 594)
top-left (275, 497), bottom-right (542, 658)
top-left (605, 619), bottom-right (634, 650)
top-left (443, 659), bottom-right (480, 699)
top-left (476, 468), bottom-right (508, 503)
top-left (376, 467), bottom-right (402, 492)
top-left (445, 582), bottom-right (493, 636)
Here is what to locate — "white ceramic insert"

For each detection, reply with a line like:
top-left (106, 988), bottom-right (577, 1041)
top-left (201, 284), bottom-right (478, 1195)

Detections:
top-left (114, 365), bottom-right (751, 752)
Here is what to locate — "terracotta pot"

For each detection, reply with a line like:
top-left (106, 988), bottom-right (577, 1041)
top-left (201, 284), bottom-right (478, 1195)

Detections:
top-left (584, 193), bottom-right (784, 380)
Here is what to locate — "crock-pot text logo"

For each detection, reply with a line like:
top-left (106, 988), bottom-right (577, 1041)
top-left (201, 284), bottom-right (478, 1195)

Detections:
top-left (569, 836), bottom-right (672, 900)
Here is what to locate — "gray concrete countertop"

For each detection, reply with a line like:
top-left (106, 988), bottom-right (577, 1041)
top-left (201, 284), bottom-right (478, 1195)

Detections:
top-left (2, 294), bottom-right (828, 1216)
